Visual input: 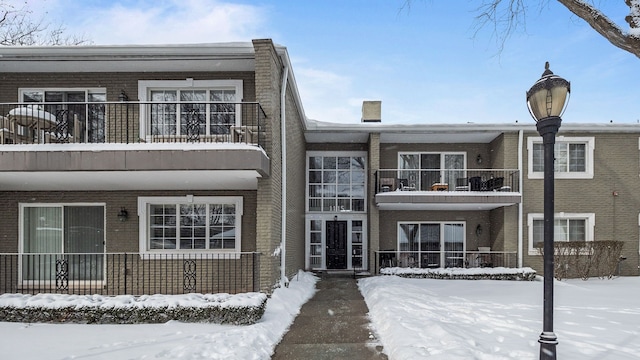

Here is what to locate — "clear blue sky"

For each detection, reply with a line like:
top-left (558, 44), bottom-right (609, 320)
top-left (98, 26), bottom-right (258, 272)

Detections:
top-left (23, 0), bottom-right (640, 124)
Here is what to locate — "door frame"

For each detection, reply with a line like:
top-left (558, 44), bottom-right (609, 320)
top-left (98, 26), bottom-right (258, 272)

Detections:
top-left (305, 214), bottom-right (367, 270)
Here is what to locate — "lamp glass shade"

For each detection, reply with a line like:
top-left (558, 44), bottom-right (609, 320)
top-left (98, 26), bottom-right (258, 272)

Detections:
top-left (526, 64), bottom-right (570, 122)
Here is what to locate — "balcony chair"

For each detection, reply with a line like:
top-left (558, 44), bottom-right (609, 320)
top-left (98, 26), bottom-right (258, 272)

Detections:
top-left (455, 177), bottom-right (469, 191)
top-left (398, 178), bottom-right (416, 191)
top-left (469, 176), bottom-right (483, 191)
top-left (379, 177), bottom-right (396, 192)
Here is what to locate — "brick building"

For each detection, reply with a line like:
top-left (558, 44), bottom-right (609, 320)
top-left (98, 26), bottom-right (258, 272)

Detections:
top-left (0, 39), bottom-right (638, 296)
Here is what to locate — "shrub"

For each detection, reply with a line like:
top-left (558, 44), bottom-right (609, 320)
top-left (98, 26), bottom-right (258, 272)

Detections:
top-left (537, 241), bottom-right (624, 280)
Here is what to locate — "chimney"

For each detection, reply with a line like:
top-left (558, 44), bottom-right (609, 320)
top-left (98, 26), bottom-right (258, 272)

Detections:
top-left (361, 100), bottom-right (381, 123)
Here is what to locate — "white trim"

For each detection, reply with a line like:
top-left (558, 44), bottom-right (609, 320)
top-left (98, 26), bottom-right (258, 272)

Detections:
top-left (304, 214), bottom-right (367, 271)
top-left (527, 212), bottom-right (595, 255)
top-left (527, 136), bottom-right (595, 179)
top-left (19, 87), bottom-right (107, 99)
top-left (137, 79), bottom-right (243, 140)
top-left (305, 151), bottom-right (368, 213)
top-left (137, 195), bottom-right (243, 259)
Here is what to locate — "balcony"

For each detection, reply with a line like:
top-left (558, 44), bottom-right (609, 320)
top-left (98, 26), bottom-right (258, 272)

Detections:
top-left (375, 169), bottom-right (521, 210)
top-left (0, 101), bottom-right (270, 191)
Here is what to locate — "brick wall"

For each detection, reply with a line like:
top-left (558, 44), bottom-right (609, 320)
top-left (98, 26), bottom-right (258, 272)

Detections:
top-left (253, 39), bottom-right (284, 292)
top-left (522, 131), bottom-right (640, 275)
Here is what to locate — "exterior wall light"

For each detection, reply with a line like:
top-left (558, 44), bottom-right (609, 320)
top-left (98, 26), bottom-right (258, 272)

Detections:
top-left (118, 207), bottom-right (129, 222)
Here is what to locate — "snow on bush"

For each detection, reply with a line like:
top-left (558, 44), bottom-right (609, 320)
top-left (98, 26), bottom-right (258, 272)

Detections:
top-left (0, 292), bottom-right (267, 325)
top-left (380, 266), bottom-right (537, 281)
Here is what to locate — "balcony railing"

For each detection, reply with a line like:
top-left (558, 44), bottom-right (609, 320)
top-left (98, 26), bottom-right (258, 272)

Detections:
top-left (0, 101), bottom-right (267, 148)
top-left (376, 169), bottom-right (520, 194)
top-left (373, 250), bottom-right (517, 275)
top-left (0, 252), bottom-right (261, 295)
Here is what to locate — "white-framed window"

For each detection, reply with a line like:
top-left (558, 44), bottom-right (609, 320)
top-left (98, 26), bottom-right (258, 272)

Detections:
top-left (397, 222), bottom-right (465, 268)
top-left (527, 136), bottom-right (594, 179)
top-left (18, 203), bottom-right (106, 283)
top-left (138, 79), bottom-right (243, 139)
top-left (527, 213), bottom-right (595, 255)
top-left (398, 152), bottom-right (465, 190)
top-left (138, 196), bottom-right (243, 256)
top-left (19, 88), bottom-right (107, 143)
top-left (306, 151), bottom-right (367, 212)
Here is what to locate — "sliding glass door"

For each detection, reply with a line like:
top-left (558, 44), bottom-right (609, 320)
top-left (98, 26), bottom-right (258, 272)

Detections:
top-left (398, 153), bottom-right (465, 190)
top-left (22, 205), bottom-right (105, 283)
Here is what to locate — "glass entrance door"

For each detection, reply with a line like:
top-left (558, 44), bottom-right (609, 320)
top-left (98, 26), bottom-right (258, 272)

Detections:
top-left (326, 220), bottom-right (348, 269)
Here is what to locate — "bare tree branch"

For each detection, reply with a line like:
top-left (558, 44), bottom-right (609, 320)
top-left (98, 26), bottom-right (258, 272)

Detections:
top-left (472, 0), bottom-right (534, 53)
top-left (557, 0), bottom-right (640, 58)
top-left (0, 2), bottom-right (90, 46)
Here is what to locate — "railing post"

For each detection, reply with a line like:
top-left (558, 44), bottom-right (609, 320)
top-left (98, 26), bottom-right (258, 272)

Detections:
top-left (124, 253), bottom-right (127, 295)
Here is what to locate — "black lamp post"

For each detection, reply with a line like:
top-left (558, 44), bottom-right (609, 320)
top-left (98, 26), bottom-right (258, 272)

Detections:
top-left (526, 62), bottom-right (570, 360)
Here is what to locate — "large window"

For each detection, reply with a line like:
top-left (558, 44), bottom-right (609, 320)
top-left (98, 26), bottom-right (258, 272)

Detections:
top-left (398, 152), bottom-right (465, 191)
top-left (528, 137), bottom-right (594, 179)
top-left (528, 213), bottom-right (595, 254)
top-left (398, 222), bottom-right (465, 268)
top-left (139, 80), bottom-right (242, 139)
top-left (138, 196), bottom-right (243, 255)
top-left (19, 88), bottom-right (106, 143)
top-left (307, 152), bottom-right (366, 212)
top-left (20, 204), bottom-right (105, 282)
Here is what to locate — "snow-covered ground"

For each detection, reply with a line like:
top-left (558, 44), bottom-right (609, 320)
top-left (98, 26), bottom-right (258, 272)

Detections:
top-left (359, 275), bottom-right (640, 360)
top-left (2, 272), bottom-right (640, 359)
top-left (0, 272), bottom-right (317, 360)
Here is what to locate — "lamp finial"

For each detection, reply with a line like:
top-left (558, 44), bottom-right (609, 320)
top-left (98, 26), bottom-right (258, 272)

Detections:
top-left (542, 61), bottom-right (553, 77)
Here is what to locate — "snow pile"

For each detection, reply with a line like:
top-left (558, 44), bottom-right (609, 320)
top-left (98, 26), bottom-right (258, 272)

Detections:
top-left (0, 292), bottom-right (268, 325)
top-left (380, 266), bottom-right (537, 280)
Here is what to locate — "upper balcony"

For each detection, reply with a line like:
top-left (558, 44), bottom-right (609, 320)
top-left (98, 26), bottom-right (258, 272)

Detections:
top-left (0, 101), bottom-right (270, 191)
top-left (375, 169), bottom-right (521, 211)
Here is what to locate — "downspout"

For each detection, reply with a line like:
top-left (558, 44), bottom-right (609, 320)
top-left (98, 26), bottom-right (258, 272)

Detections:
top-left (280, 63), bottom-right (289, 287)
top-left (518, 129), bottom-right (524, 268)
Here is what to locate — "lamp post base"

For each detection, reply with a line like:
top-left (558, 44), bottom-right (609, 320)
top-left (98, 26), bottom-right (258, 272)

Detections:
top-left (539, 331), bottom-right (558, 359)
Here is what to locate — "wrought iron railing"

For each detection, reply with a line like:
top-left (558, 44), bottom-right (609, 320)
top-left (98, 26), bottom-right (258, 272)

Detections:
top-left (373, 250), bottom-right (517, 275)
top-left (0, 252), bottom-right (261, 295)
top-left (0, 101), bottom-right (267, 148)
top-left (376, 169), bottom-right (520, 193)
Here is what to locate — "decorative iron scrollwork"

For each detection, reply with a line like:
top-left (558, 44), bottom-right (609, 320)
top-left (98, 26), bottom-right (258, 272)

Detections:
top-left (55, 258), bottom-right (69, 291)
top-left (183, 259), bottom-right (197, 292)
top-left (54, 109), bottom-right (72, 143)
top-left (185, 109), bottom-right (202, 142)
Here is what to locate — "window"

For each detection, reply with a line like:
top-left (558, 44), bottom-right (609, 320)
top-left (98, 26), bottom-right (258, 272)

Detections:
top-left (20, 204), bottom-right (105, 282)
top-left (138, 196), bottom-right (243, 255)
top-left (19, 88), bottom-right (106, 143)
top-left (528, 213), bottom-right (595, 255)
top-left (398, 222), bottom-right (465, 268)
top-left (398, 152), bottom-right (465, 190)
top-left (307, 152), bottom-right (366, 212)
top-left (138, 80), bottom-right (242, 139)
top-left (528, 137), bottom-right (594, 179)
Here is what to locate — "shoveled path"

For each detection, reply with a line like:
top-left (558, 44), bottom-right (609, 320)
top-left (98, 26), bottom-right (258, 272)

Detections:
top-left (272, 272), bottom-right (388, 360)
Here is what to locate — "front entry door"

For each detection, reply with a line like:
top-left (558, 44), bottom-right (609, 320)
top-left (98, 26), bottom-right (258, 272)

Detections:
top-left (326, 221), bottom-right (347, 269)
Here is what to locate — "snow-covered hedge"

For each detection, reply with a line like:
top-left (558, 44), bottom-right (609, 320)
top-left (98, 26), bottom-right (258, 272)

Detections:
top-left (380, 267), bottom-right (537, 281)
top-left (0, 292), bottom-right (267, 325)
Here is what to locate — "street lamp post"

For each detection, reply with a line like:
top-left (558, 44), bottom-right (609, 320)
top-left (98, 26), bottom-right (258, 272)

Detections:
top-left (526, 62), bottom-right (570, 360)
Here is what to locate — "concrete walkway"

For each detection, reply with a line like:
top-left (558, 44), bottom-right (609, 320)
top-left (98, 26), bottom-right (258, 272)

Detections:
top-left (272, 272), bottom-right (388, 360)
